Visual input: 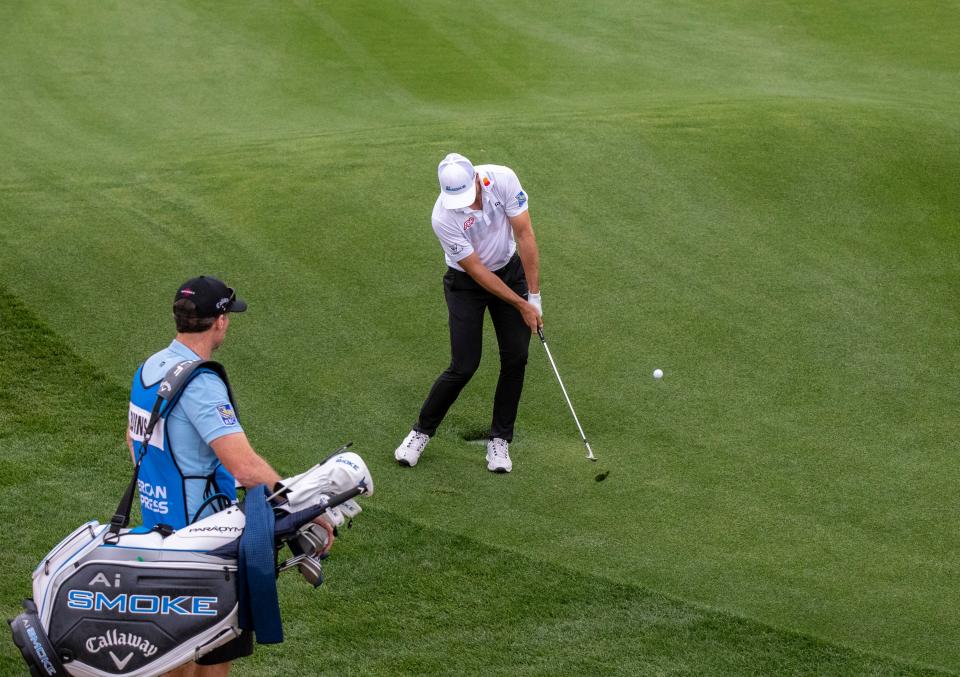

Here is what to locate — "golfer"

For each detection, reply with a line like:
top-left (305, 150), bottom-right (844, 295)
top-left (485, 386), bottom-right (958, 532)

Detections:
top-left (126, 275), bottom-right (334, 676)
top-left (395, 153), bottom-right (543, 473)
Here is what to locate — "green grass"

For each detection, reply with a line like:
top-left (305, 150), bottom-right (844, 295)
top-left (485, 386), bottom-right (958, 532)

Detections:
top-left (1, 0), bottom-right (959, 673)
top-left (0, 288), bottom-right (943, 676)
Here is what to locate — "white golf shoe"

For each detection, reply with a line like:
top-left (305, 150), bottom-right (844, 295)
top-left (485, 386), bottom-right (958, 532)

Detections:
top-left (395, 430), bottom-right (430, 467)
top-left (486, 437), bottom-right (512, 473)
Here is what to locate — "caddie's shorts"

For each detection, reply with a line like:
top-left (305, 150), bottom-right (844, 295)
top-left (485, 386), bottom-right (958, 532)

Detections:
top-left (196, 629), bottom-right (254, 665)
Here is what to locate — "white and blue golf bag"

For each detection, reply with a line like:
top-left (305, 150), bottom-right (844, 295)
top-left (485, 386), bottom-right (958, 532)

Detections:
top-left (10, 447), bottom-right (373, 676)
top-left (9, 357), bottom-right (374, 676)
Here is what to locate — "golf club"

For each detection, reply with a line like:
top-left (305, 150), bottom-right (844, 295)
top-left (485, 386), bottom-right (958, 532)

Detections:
top-left (537, 327), bottom-right (597, 462)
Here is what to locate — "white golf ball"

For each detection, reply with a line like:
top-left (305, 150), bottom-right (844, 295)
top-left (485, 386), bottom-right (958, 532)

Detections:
top-left (653, 368), bottom-right (663, 380)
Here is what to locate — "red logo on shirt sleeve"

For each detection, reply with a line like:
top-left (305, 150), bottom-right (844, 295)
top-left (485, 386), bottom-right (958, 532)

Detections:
top-left (463, 216), bottom-right (476, 230)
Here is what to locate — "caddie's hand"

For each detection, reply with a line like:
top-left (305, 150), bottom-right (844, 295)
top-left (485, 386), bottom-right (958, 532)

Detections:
top-left (311, 515), bottom-right (335, 556)
top-left (527, 292), bottom-right (542, 317)
top-left (520, 300), bottom-right (543, 333)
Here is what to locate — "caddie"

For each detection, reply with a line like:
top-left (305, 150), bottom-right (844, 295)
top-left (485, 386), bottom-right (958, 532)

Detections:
top-left (395, 153), bottom-right (543, 473)
top-left (126, 275), bottom-right (335, 676)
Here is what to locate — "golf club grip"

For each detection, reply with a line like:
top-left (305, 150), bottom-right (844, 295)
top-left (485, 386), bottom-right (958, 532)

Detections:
top-left (537, 327), bottom-right (545, 342)
top-left (319, 441), bottom-right (354, 466)
top-left (323, 485), bottom-right (365, 511)
top-left (277, 485), bottom-right (366, 532)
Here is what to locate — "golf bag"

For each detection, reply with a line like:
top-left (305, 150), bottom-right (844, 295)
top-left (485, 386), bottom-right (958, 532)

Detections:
top-left (9, 357), bottom-right (374, 676)
top-left (10, 448), bottom-right (373, 676)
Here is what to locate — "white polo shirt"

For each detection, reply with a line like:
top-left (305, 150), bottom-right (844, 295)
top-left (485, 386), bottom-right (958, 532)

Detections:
top-left (432, 164), bottom-right (529, 272)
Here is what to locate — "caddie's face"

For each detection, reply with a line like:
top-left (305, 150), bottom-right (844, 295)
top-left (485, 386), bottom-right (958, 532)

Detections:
top-left (212, 313), bottom-right (230, 351)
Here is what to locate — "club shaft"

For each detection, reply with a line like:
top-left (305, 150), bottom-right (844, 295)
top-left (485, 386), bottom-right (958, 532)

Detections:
top-left (538, 331), bottom-right (596, 460)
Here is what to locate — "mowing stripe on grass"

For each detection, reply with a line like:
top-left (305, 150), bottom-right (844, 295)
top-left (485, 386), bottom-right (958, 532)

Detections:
top-left (0, 286), bottom-right (947, 676)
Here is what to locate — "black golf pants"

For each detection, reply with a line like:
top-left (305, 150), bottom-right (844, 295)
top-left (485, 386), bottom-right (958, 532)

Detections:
top-left (414, 254), bottom-right (530, 442)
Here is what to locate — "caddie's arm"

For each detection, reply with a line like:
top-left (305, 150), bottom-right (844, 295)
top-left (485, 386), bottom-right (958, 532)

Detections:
top-left (509, 211), bottom-right (540, 295)
top-left (459, 253), bottom-right (542, 332)
top-left (212, 433), bottom-right (335, 553)
top-left (211, 432), bottom-right (282, 488)
top-left (125, 428), bottom-right (135, 463)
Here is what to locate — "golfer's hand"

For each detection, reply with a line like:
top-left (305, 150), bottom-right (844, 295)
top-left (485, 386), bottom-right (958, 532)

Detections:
top-left (527, 292), bottom-right (542, 317)
top-left (520, 301), bottom-right (543, 333)
top-left (311, 515), bottom-right (335, 556)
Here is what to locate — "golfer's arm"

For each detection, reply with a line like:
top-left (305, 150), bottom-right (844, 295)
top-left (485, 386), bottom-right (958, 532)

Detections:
top-left (459, 253), bottom-right (529, 309)
top-left (211, 432), bottom-right (282, 488)
top-left (510, 211), bottom-right (540, 294)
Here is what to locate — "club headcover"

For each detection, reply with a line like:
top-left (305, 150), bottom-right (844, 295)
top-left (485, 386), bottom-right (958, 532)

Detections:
top-left (276, 451), bottom-right (374, 514)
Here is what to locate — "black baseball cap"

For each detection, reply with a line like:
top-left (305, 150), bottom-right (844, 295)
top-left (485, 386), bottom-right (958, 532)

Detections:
top-left (174, 276), bottom-right (248, 318)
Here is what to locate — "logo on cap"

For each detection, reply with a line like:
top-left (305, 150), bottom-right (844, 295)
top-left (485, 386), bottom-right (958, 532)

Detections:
top-left (180, 289), bottom-right (195, 296)
top-left (445, 184), bottom-right (466, 192)
top-left (216, 297), bottom-right (231, 311)
top-left (482, 178), bottom-right (490, 187)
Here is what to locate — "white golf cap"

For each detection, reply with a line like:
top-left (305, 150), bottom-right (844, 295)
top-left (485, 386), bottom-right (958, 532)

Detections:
top-left (438, 153), bottom-right (477, 209)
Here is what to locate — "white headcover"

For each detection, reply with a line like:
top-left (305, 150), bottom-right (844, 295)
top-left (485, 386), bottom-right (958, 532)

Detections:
top-left (277, 451), bottom-right (374, 514)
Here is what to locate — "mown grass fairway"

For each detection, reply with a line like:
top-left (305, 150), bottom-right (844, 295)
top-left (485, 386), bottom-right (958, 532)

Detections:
top-left (1, 1), bottom-right (958, 674)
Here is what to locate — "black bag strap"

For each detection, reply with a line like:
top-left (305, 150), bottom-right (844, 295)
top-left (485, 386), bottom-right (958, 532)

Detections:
top-left (108, 359), bottom-right (231, 538)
